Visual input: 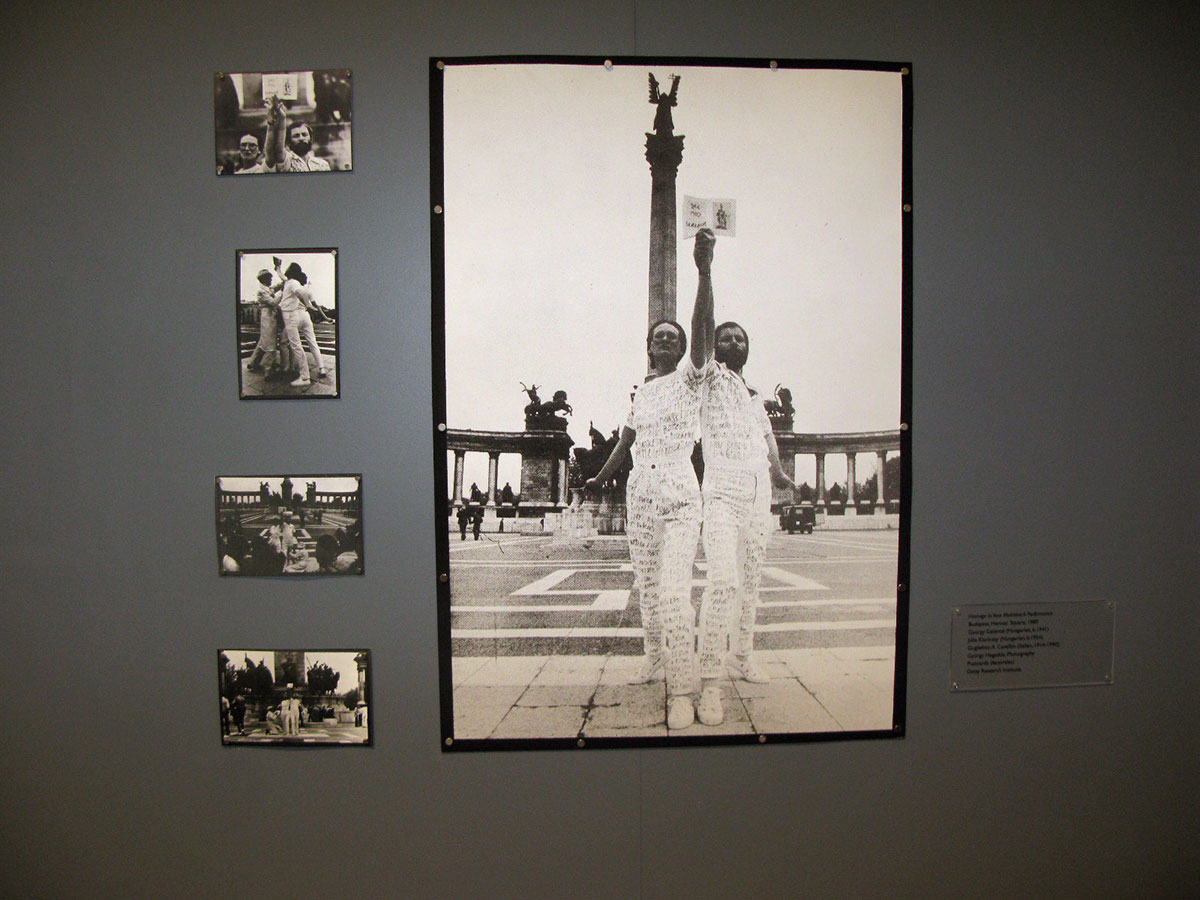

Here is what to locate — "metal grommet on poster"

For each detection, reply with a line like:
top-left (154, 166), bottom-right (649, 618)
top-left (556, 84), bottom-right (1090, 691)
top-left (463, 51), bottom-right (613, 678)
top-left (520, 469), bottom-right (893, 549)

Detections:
top-left (434, 204), bottom-right (443, 215)
top-left (769, 60), bottom-right (778, 70)
top-left (758, 734), bottom-right (767, 743)
top-left (576, 738), bottom-right (586, 748)
top-left (604, 59), bottom-right (613, 71)
top-left (437, 61), bottom-right (445, 70)
top-left (437, 423), bottom-right (447, 432)
top-left (444, 736), bottom-right (453, 746)
top-left (439, 573), bottom-right (448, 583)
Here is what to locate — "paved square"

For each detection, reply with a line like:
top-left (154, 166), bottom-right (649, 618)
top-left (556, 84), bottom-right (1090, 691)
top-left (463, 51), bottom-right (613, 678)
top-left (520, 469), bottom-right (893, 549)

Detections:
top-left (448, 529), bottom-right (900, 740)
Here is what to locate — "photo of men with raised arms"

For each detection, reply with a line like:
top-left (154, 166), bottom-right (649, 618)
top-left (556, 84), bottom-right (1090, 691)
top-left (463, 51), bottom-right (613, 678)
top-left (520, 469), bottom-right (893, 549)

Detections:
top-left (236, 250), bottom-right (339, 398)
top-left (437, 61), bottom-right (906, 746)
top-left (214, 69), bottom-right (352, 175)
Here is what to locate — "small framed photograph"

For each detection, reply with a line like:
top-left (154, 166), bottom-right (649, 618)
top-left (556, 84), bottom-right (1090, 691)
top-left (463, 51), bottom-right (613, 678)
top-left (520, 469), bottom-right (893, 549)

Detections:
top-left (237, 249), bottom-right (339, 399)
top-left (215, 69), bottom-right (352, 175)
top-left (217, 475), bottom-right (362, 575)
top-left (219, 649), bottom-right (372, 746)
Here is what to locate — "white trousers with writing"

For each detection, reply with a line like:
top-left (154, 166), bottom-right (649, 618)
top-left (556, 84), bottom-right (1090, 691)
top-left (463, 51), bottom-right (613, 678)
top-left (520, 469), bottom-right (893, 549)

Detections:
top-left (625, 463), bottom-right (701, 696)
top-left (698, 464), bottom-right (770, 678)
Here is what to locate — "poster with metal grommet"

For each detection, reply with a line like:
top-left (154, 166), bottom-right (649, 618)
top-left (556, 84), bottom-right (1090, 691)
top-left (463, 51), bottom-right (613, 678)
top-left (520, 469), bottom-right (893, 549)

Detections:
top-left (431, 57), bottom-right (911, 750)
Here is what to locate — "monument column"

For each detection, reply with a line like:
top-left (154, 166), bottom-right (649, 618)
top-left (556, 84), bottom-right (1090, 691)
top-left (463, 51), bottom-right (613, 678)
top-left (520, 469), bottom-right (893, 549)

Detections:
top-left (452, 450), bottom-right (465, 506)
top-left (486, 452), bottom-right (500, 506)
top-left (354, 652), bottom-right (369, 699)
top-left (846, 452), bottom-right (858, 515)
top-left (815, 453), bottom-right (827, 508)
top-left (876, 450), bottom-right (888, 510)
top-left (645, 74), bottom-right (685, 331)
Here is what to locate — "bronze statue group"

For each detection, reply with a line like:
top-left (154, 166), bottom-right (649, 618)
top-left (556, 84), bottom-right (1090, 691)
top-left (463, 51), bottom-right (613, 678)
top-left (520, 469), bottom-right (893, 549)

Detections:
top-left (585, 229), bottom-right (796, 730)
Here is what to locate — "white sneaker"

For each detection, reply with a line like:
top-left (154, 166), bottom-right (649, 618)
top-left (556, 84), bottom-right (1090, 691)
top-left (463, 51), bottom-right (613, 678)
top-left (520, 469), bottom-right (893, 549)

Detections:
top-left (630, 654), bottom-right (664, 684)
top-left (728, 655), bottom-right (769, 684)
top-left (666, 695), bottom-right (694, 730)
top-left (290, 376), bottom-right (311, 387)
top-left (697, 685), bottom-right (724, 726)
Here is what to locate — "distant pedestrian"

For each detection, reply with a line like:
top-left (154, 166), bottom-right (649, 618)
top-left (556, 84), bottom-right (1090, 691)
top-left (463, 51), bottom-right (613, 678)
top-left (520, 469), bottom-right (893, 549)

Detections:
top-left (472, 507), bottom-right (483, 541)
top-left (457, 506), bottom-right (470, 540)
top-left (220, 695), bottom-right (230, 735)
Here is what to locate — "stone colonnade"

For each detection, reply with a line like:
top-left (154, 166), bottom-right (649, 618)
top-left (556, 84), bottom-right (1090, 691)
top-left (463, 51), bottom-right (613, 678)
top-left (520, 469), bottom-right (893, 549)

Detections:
top-left (445, 429), bottom-right (574, 509)
top-left (218, 492), bottom-right (263, 506)
top-left (773, 431), bottom-right (902, 511)
top-left (218, 490), bottom-right (360, 508)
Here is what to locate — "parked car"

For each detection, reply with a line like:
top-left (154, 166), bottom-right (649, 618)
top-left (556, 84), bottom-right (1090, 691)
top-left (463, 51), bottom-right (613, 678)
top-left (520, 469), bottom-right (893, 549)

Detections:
top-left (779, 504), bottom-right (816, 534)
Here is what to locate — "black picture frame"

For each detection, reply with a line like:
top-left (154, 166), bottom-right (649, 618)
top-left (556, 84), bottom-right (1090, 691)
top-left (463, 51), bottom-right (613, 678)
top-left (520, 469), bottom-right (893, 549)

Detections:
top-left (216, 474), bottom-right (363, 576)
top-left (218, 649), bottom-right (373, 747)
top-left (235, 248), bottom-right (341, 400)
top-left (431, 56), bottom-right (911, 751)
top-left (214, 69), bottom-right (353, 175)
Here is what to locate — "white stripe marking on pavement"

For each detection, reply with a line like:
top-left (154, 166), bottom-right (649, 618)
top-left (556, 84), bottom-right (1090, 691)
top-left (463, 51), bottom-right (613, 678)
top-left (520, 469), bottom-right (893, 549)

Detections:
top-left (791, 534), bottom-right (900, 553)
top-left (511, 569), bottom-right (575, 595)
top-left (453, 556), bottom-right (895, 567)
top-left (760, 566), bottom-right (827, 590)
top-left (757, 597), bottom-right (895, 608)
top-left (451, 620), bottom-right (896, 639)
top-left (454, 596), bottom-right (891, 613)
top-left (449, 536), bottom-right (556, 554)
top-left (457, 590), bottom-right (632, 614)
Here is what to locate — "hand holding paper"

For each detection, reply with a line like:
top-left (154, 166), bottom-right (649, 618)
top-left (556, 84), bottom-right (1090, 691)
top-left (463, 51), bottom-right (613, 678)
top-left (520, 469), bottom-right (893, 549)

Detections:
top-left (683, 195), bottom-right (736, 238)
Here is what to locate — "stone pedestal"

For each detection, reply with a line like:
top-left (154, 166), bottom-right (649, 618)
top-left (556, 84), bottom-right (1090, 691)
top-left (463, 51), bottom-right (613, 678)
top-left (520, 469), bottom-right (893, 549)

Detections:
top-left (517, 431), bottom-right (575, 506)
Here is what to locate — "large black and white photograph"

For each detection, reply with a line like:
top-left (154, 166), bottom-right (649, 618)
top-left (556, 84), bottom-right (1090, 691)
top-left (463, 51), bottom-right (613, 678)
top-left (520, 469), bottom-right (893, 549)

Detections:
top-left (237, 249), bottom-right (340, 398)
top-left (217, 475), bottom-right (362, 575)
top-left (434, 60), bottom-right (910, 748)
top-left (219, 650), bottom-right (371, 746)
top-left (214, 69), bottom-right (352, 175)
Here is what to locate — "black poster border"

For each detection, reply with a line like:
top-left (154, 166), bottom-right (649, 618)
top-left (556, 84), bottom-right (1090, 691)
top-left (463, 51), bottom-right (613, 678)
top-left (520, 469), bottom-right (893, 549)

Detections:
top-left (431, 55), bottom-right (911, 752)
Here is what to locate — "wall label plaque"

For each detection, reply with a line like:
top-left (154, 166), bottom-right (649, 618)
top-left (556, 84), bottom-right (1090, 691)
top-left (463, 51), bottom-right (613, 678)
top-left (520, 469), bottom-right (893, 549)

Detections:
top-left (950, 601), bottom-right (1115, 691)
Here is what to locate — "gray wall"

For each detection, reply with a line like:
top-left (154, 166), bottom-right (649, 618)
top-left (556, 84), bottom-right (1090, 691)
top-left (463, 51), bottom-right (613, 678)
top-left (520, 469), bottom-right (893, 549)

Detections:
top-left (1, 1), bottom-right (1196, 898)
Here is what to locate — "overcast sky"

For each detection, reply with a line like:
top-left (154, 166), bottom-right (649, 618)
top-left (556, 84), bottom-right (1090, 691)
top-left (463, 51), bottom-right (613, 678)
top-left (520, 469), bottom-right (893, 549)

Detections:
top-left (441, 63), bottom-right (902, 489)
top-left (238, 250), bottom-right (337, 307)
top-left (218, 475), bottom-right (359, 494)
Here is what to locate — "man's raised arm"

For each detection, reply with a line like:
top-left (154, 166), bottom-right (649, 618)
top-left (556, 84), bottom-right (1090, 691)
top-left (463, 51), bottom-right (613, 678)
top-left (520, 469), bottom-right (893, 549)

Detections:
top-left (690, 228), bottom-right (715, 370)
top-left (264, 96), bottom-right (286, 170)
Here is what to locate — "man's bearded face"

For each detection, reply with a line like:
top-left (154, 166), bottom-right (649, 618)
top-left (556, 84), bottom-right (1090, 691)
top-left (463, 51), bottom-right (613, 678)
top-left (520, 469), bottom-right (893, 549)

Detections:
top-left (714, 325), bottom-right (749, 371)
top-left (288, 125), bottom-right (312, 156)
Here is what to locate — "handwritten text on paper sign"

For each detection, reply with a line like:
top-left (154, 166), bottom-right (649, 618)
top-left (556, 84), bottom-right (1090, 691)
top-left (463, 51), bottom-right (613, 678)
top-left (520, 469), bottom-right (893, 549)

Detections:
top-left (683, 196), bottom-right (737, 238)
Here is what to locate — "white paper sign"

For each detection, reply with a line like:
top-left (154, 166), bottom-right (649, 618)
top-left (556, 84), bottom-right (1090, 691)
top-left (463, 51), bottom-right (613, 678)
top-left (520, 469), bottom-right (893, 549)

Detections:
top-left (262, 73), bottom-right (298, 102)
top-left (683, 195), bottom-right (737, 238)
